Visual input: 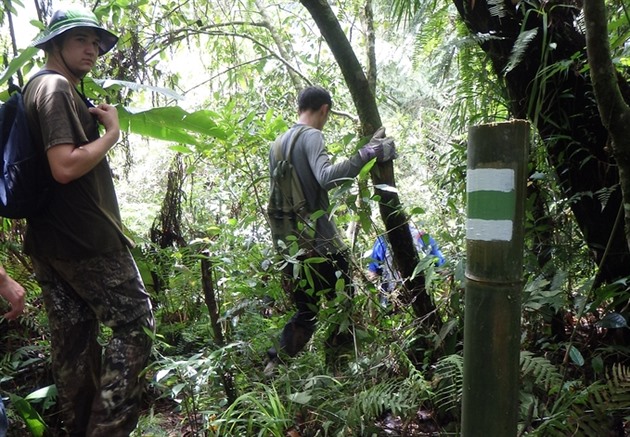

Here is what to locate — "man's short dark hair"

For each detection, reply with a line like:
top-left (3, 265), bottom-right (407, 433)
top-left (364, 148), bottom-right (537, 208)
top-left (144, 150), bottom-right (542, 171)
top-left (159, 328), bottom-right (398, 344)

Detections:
top-left (297, 86), bottom-right (332, 112)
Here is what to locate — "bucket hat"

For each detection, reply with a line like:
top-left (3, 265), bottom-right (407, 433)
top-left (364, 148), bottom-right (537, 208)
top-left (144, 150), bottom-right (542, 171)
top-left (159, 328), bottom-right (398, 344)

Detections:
top-left (32, 9), bottom-right (119, 56)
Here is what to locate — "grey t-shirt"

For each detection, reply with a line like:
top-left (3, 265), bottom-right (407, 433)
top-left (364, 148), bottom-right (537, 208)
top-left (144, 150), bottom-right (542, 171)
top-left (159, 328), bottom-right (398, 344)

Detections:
top-left (270, 123), bottom-right (368, 254)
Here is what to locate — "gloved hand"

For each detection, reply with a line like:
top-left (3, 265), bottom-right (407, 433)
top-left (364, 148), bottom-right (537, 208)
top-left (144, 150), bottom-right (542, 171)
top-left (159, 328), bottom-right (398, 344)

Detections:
top-left (371, 126), bottom-right (386, 140)
top-left (358, 127), bottom-right (397, 163)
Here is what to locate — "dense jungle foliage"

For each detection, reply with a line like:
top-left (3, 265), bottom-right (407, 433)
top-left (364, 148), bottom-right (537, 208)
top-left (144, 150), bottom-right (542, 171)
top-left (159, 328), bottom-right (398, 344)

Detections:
top-left (1, 0), bottom-right (630, 435)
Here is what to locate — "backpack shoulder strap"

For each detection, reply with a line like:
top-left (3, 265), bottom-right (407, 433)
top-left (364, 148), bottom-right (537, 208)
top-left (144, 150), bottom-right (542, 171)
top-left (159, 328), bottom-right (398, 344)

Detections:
top-left (272, 125), bottom-right (312, 163)
top-left (272, 136), bottom-right (284, 162)
top-left (21, 69), bottom-right (58, 94)
top-left (285, 125), bottom-right (310, 161)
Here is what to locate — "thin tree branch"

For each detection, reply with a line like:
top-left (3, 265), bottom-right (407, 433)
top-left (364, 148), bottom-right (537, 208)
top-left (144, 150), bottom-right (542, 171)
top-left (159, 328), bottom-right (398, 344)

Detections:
top-left (254, 0), bottom-right (303, 92)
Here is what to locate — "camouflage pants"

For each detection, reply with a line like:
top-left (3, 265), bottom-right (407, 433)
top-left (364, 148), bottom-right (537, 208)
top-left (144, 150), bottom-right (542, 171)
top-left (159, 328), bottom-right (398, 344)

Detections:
top-left (31, 249), bottom-right (154, 437)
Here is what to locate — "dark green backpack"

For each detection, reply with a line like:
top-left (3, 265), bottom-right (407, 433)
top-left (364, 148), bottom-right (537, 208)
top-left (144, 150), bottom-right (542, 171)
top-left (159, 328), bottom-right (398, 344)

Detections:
top-left (267, 126), bottom-right (314, 252)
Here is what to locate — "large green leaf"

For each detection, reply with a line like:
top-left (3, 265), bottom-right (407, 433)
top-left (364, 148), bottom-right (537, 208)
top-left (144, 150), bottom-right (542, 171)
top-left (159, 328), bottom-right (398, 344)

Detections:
top-left (0, 47), bottom-right (38, 86)
top-left (117, 106), bottom-right (228, 145)
top-left (181, 110), bottom-right (228, 139)
top-left (118, 106), bottom-right (199, 145)
top-left (567, 345), bottom-right (585, 367)
top-left (8, 394), bottom-right (47, 437)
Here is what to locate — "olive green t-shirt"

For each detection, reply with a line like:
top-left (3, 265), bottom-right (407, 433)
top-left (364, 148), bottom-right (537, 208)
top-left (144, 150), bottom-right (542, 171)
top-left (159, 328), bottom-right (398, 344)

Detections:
top-left (22, 72), bottom-right (132, 259)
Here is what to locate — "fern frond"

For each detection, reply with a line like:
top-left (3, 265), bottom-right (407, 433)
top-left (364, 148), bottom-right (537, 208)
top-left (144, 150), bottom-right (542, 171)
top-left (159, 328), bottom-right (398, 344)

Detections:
top-left (433, 354), bottom-right (464, 414)
top-left (598, 364), bottom-right (630, 414)
top-left (346, 376), bottom-right (430, 427)
top-left (488, 0), bottom-right (508, 18)
top-left (520, 351), bottom-right (563, 394)
top-left (594, 185), bottom-right (617, 211)
top-left (505, 28), bottom-right (539, 74)
top-left (527, 364), bottom-right (630, 435)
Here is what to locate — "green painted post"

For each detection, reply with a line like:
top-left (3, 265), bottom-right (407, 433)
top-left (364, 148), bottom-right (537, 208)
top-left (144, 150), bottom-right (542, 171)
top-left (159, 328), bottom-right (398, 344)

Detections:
top-left (462, 120), bottom-right (529, 437)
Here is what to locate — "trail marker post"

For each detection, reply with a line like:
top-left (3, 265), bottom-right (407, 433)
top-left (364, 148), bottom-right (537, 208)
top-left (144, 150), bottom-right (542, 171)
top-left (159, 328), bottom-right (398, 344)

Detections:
top-left (462, 120), bottom-right (529, 436)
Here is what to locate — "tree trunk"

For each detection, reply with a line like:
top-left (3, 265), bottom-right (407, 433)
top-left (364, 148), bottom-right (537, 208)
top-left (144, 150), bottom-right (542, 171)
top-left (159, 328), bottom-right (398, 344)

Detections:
top-left (299, 0), bottom-right (439, 327)
top-left (583, 0), bottom-right (630, 254)
top-left (452, 0), bottom-right (630, 286)
top-left (201, 254), bottom-right (237, 405)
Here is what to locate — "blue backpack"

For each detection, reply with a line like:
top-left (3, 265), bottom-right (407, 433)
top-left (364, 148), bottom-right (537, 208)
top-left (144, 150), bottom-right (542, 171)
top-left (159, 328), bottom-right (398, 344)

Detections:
top-left (0, 71), bottom-right (55, 219)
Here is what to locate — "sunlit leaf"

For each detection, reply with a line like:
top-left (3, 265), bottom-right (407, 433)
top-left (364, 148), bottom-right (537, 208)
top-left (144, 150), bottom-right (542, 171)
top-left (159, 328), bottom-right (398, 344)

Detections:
top-left (374, 184), bottom-right (398, 193)
top-left (98, 79), bottom-right (184, 100)
top-left (9, 395), bottom-right (46, 437)
top-left (25, 385), bottom-right (56, 401)
top-left (155, 369), bottom-right (172, 382)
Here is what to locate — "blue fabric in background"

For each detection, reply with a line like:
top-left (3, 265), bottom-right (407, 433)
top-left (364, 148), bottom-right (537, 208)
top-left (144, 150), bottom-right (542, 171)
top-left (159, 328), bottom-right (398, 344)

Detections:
top-left (367, 226), bottom-right (445, 273)
top-left (0, 396), bottom-right (7, 437)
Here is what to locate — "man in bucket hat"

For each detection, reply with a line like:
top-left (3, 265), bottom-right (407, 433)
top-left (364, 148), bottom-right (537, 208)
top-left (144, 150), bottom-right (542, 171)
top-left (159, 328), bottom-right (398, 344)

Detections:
top-left (23, 9), bottom-right (154, 436)
top-left (31, 9), bottom-right (119, 56)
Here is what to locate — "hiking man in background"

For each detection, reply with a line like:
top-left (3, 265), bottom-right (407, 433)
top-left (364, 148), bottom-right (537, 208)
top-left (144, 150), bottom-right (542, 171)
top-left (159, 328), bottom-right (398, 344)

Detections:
top-left (266, 85), bottom-right (396, 372)
top-left (23, 9), bottom-right (154, 436)
top-left (367, 225), bottom-right (445, 306)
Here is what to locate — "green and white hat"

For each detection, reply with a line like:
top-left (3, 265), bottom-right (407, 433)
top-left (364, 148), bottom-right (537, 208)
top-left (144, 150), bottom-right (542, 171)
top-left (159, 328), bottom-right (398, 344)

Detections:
top-left (32, 9), bottom-right (119, 56)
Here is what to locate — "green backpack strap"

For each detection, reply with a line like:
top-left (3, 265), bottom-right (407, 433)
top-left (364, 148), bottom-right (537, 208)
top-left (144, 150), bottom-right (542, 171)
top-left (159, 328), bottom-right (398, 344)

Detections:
top-left (272, 125), bottom-right (310, 163)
